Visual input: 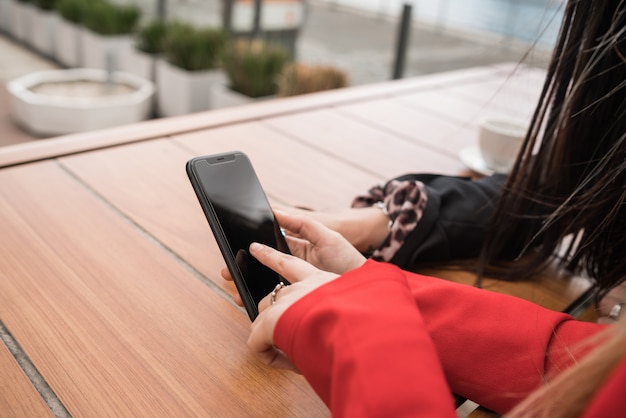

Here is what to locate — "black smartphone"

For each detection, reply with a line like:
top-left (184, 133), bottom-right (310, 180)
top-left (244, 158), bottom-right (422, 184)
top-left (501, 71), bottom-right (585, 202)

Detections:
top-left (186, 151), bottom-right (290, 320)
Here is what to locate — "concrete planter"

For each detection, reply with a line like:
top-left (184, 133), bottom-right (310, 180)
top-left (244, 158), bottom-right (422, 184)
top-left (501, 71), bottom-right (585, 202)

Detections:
top-left (31, 8), bottom-right (57, 58)
top-left (9, 1), bottom-right (32, 42)
top-left (21, 2), bottom-right (36, 46)
top-left (120, 47), bottom-right (157, 82)
top-left (210, 83), bottom-right (272, 109)
top-left (55, 18), bottom-right (83, 67)
top-left (8, 68), bottom-right (155, 137)
top-left (81, 30), bottom-right (133, 71)
top-left (0, 0), bottom-right (11, 34)
top-left (155, 59), bottom-right (225, 117)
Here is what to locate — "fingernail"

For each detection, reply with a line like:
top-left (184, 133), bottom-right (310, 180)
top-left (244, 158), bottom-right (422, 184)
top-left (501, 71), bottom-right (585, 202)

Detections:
top-left (250, 242), bottom-right (263, 252)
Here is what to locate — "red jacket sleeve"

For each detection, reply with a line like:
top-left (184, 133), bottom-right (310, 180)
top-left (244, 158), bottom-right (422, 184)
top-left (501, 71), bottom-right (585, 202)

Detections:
top-left (275, 260), bottom-right (458, 418)
top-left (274, 260), bottom-right (605, 416)
top-left (402, 268), bottom-right (603, 413)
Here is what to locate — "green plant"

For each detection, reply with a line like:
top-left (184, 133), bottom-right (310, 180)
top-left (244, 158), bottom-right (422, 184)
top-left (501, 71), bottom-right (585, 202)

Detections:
top-left (222, 39), bottom-right (290, 98)
top-left (162, 22), bottom-right (227, 71)
top-left (55, 0), bottom-right (85, 23)
top-left (82, 0), bottom-right (140, 36)
top-left (277, 63), bottom-right (348, 97)
top-left (135, 20), bottom-right (170, 55)
top-left (33, 0), bottom-right (57, 10)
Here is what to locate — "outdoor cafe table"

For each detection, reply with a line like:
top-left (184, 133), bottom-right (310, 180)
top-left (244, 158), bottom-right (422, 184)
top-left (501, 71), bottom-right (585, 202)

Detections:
top-left (0, 64), bottom-right (595, 417)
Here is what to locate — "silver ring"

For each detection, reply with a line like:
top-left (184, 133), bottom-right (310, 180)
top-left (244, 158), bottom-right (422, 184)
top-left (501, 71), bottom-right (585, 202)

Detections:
top-left (270, 282), bottom-right (287, 305)
top-left (608, 303), bottom-right (626, 321)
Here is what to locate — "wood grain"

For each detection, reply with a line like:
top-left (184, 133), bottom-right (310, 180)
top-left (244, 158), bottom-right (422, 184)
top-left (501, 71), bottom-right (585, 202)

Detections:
top-left (447, 77), bottom-right (544, 116)
top-left (261, 107), bottom-right (466, 178)
top-left (0, 339), bottom-right (53, 417)
top-left (336, 97), bottom-right (480, 158)
top-left (0, 161), bottom-right (326, 416)
top-left (60, 139), bottom-right (228, 291)
top-left (395, 89), bottom-right (535, 127)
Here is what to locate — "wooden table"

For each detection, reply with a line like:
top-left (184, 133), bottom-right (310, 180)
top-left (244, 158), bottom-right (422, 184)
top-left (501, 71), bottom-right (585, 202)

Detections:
top-left (0, 64), bottom-right (593, 417)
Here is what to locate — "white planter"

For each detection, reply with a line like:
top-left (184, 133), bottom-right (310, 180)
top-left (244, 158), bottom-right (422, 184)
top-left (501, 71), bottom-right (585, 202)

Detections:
top-left (210, 83), bottom-right (276, 109)
top-left (0, 0), bottom-right (11, 34)
top-left (119, 47), bottom-right (157, 82)
top-left (56, 18), bottom-right (83, 67)
top-left (9, 1), bottom-right (32, 42)
top-left (7, 68), bottom-right (155, 137)
top-left (21, 2), bottom-right (36, 46)
top-left (31, 8), bottom-right (57, 58)
top-left (81, 30), bottom-right (132, 71)
top-left (210, 83), bottom-right (256, 109)
top-left (155, 59), bottom-right (226, 117)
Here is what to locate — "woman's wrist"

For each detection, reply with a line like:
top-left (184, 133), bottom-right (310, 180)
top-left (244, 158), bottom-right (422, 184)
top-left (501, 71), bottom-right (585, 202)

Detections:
top-left (342, 206), bottom-right (391, 253)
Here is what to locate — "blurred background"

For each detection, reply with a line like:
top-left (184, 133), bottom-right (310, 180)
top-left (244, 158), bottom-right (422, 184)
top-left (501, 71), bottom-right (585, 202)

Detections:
top-left (317, 0), bottom-right (564, 45)
top-left (122, 0), bottom-right (562, 81)
top-left (0, 0), bottom-right (565, 145)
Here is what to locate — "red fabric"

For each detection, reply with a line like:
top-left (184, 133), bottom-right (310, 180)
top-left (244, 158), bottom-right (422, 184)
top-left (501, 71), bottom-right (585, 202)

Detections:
top-left (274, 260), bottom-right (610, 417)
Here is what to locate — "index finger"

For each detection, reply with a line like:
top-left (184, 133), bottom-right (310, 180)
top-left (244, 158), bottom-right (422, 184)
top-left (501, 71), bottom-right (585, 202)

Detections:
top-left (249, 242), bottom-right (317, 284)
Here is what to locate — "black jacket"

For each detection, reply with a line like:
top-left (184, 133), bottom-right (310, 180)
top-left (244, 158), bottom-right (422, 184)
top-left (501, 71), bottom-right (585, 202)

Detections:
top-left (384, 173), bottom-right (506, 268)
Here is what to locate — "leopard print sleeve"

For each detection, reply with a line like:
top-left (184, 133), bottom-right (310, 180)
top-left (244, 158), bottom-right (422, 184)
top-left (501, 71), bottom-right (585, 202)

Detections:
top-left (351, 173), bottom-right (506, 268)
top-left (352, 179), bottom-right (427, 263)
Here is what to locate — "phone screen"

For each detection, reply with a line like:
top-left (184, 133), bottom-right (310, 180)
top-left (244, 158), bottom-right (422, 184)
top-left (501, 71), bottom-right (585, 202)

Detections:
top-left (187, 152), bottom-right (289, 319)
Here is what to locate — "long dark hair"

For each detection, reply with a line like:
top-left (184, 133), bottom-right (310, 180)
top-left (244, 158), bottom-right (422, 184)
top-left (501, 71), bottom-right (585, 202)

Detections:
top-left (479, 0), bottom-right (626, 296)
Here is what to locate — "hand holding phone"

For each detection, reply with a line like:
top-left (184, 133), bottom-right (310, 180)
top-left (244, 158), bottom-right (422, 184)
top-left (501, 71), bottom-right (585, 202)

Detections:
top-left (186, 151), bottom-right (290, 320)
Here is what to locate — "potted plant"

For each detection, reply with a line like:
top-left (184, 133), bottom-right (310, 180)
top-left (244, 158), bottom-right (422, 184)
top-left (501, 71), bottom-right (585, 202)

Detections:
top-left (55, 0), bottom-right (85, 66)
top-left (213, 39), bottom-right (289, 108)
top-left (30, 0), bottom-right (58, 58)
top-left (120, 20), bottom-right (169, 82)
top-left (156, 22), bottom-right (227, 116)
top-left (80, 0), bottom-right (141, 70)
top-left (277, 63), bottom-right (349, 97)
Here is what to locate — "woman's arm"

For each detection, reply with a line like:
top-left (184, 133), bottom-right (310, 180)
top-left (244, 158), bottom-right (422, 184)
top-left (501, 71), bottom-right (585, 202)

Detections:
top-left (402, 269), bottom-right (603, 412)
top-left (247, 213), bottom-right (604, 416)
top-left (351, 173), bottom-right (507, 268)
top-left (274, 261), bottom-right (605, 416)
top-left (388, 173), bottom-right (508, 267)
top-left (274, 260), bottom-right (458, 418)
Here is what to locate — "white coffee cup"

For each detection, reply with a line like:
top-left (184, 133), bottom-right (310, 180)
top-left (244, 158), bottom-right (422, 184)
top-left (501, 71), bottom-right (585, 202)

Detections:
top-left (478, 118), bottom-right (527, 173)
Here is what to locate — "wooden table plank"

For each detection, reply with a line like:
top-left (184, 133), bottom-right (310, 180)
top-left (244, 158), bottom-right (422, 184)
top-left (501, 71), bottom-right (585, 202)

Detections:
top-left (0, 161), bottom-right (326, 416)
top-left (395, 89), bottom-right (535, 127)
top-left (336, 98), bottom-right (480, 158)
top-left (261, 108), bottom-right (466, 178)
top-left (174, 121), bottom-right (382, 210)
top-left (447, 77), bottom-right (544, 116)
top-left (0, 338), bottom-right (53, 417)
top-left (59, 139), bottom-right (230, 293)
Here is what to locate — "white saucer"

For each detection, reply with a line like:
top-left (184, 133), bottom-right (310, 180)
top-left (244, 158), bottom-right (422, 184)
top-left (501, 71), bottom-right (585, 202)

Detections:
top-left (459, 146), bottom-right (495, 176)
